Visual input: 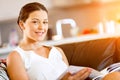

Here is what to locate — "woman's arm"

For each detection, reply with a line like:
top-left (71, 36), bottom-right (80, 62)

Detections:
top-left (56, 47), bottom-right (69, 66)
top-left (56, 47), bottom-right (91, 80)
top-left (6, 51), bottom-right (29, 80)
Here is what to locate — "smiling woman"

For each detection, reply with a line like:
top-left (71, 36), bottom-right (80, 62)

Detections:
top-left (6, 2), bottom-right (91, 80)
top-left (20, 10), bottom-right (48, 41)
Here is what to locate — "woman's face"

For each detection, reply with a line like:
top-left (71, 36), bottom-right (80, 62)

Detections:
top-left (21, 10), bottom-right (48, 42)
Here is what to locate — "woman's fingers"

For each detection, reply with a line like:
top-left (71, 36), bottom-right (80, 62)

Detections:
top-left (68, 68), bottom-right (92, 80)
top-left (78, 68), bottom-right (92, 80)
top-left (61, 72), bottom-right (71, 80)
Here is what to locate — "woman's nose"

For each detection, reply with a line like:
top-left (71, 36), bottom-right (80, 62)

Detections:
top-left (38, 23), bottom-right (44, 29)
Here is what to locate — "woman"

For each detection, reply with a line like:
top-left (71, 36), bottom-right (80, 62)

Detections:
top-left (6, 2), bottom-right (91, 80)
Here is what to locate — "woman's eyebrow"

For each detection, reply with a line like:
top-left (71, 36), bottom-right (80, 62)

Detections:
top-left (44, 19), bottom-right (48, 21)
top-left (32, 18), bottom-right (39, 20)
top-left (32, 18), bottom-right (48, 21)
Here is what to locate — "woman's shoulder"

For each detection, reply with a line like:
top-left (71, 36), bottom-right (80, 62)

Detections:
top-left (7, 50), bottom-right (22, 64)
top-left (7, 46), bottom-right (23, 58)
top-left (53, 46), bottom-right (69, 66)
top-left (53, 46), bottom-right (64, 53)
top-left (6, 51), bottom-right (21, 70)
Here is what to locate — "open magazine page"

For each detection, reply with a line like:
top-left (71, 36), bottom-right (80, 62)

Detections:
top-left (57, 62), bottom-right (120, 80)
top-left (92, 62), bottom-right (120, 80)
top-left (57, 65), bottom-right (103, 80)
top-left (68, 66), bottom-right (103, 79)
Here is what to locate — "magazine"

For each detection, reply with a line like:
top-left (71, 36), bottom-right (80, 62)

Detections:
top-left (57, 62), bottom-right (120, 80)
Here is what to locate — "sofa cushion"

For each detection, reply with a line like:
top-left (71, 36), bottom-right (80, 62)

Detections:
top-left (73, 38), bottom-right (116, 70)
top-left (57, 38), bottom-right (117, 71)
top-left (0, 59), bottom-right (9, 80)
top-left (115, 37), bottom-right (120, 62)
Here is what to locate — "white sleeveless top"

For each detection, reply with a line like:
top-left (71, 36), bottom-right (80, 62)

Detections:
top-left (14, 46), bottom-right (68, 80)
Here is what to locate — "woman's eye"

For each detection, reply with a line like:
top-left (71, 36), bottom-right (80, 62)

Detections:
top-left (43, 21), bottom-right (48, 24)
top-left (32, 21), bottom-right (39, 24)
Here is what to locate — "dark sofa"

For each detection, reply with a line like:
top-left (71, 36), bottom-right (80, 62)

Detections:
top-left (1, 36), bottom-right (120, 80)
top-left (57, 37), bottom-right (120, 71)
top-left (56, 37), bottom-right (120, 80)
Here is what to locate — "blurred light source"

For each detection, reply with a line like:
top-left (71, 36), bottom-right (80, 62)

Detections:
top-left (105, 20), bottom-right (115, 34)
top-left (98, 22), bottom-right (104, 34)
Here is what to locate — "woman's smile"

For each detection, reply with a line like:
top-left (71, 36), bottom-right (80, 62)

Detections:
top-left (35, 31), bottom-right (45, 36)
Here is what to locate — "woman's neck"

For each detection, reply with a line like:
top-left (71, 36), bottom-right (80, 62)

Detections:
top-left (19, 39), bottom-right (42, 51)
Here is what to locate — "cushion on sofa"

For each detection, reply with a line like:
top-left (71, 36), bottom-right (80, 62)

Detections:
top-left (57, 38), bottom-right (118, 71)
top-left (115, 37), bottom-right (120, 61)
top-left (0, 59), bottom-right (9, 80)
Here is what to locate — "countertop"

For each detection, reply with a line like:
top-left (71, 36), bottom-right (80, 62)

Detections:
top-left (0, 34), bottom-right (120, 54)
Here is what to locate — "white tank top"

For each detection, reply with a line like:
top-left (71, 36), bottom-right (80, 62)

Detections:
top-left (14, 46), bottom-right (68, 80)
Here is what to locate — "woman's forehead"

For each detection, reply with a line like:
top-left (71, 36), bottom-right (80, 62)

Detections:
top-left (28, 10), bottom-right (48, 20)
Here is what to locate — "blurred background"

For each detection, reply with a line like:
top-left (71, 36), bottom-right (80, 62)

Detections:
top-left (1, 0), bottom-right (120, 57)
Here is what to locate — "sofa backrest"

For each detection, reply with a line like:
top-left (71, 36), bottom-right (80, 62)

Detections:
top-left (57, 37), bottom-right (120, 71)
top-left (115, 37), bottom-right (120, 62)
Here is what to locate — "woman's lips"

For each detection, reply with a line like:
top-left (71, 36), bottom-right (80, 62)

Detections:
top-left (35, 32), bottom-right (44, 36)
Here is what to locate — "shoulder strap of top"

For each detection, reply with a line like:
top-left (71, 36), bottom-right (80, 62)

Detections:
top-left (14, 46), bottom-right (26, 61)
top-left (14, 46), bottom-right (31, 70)
top-left (50, 46), bottom-right (62, 59)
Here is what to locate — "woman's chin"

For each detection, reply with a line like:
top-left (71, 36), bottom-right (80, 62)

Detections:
top-left (37, 38), bottom-right (45, 42)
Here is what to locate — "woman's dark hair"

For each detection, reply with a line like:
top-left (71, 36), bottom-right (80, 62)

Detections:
top-left (17, 2), bottom-right (48, 24)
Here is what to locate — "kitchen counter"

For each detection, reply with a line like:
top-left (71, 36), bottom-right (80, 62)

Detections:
top-left (0, 46), bottom-right (16, 54)
top-left (0, 33), bottom-right (120, 56)
top-left (0, 46), bottom-right (16, 58)
top-left (41, 33), bottom-right (120, 45)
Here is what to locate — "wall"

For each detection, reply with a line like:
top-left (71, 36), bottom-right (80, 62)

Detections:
top-left (48, 3), bottom-right (101, 37)
top-left (0, 19), bottom-right (21, 44)
top-left (1, 1), bottom-right (120, 44)
top-left (0, 0), bottom-right (52, 21)
top-left (48, 1), bottom-right (120, 37)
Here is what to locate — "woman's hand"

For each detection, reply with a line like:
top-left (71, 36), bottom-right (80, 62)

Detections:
top-left (61, 67), bottom-right (92, 80)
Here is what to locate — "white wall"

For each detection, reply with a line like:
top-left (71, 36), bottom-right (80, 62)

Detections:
top-left (0, 0), bottom-right (52, 21)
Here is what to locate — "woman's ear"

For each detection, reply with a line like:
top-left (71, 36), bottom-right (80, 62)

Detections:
top-left (19, 21), bottom-right (25, 30)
